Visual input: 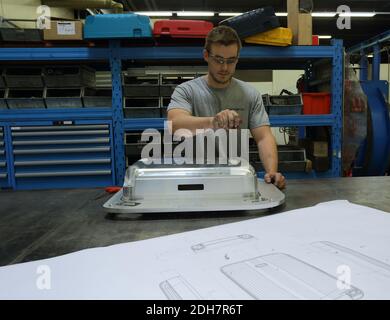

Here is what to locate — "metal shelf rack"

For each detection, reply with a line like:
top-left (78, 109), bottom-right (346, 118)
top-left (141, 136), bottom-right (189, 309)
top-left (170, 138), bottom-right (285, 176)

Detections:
top-left (0, 39), bottom-right (344, 188)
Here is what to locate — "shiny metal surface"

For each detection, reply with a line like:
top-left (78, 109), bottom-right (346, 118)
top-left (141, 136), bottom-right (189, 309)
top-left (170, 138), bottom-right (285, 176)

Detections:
top-left (103, 158), bottom-right (285, 213)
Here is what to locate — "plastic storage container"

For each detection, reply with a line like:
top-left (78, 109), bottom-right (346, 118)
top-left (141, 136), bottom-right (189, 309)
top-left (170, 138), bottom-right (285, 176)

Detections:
top-left (5, 67), bottom-right (43, 88)
top-left (244, 27), bottom-right (292, 46)
top-left (45, 88), bottom-right (83, 108)
top-left (302, 93), bottom-right (331, 114)
top-left (219, 7), bottom-right (280, 38)
top-left (262, 94), bottom-right (303, 115)
top-left (153, 20), bottom-right (213, 38)
top-left (0, 89), bottom-right (7, 109)
top-left (0, 28), bottom-right (42, 42)
top-left (0, 68), bottom-right (5, 88)
top-left (6, 88), bottom-right (45, 109)
top-left (122, 73), bottom-right (159, 97)
top-left (84, 13), bottom-right (152, 39)
top-left (43, 66), bottom-right (95, 88)
top-left (124, 97), bottom-right (161, 118)
top-left (83, 87), bottom-right (112, 108)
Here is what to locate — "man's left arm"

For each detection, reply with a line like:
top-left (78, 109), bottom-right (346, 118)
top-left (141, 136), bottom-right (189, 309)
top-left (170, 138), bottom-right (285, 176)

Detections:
top-left (250, 125), bottom-right (286, 189)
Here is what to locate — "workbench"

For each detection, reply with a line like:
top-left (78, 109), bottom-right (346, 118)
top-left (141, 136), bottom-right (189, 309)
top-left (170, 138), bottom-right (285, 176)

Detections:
top-left (0, 177), bottom-right (389, 267)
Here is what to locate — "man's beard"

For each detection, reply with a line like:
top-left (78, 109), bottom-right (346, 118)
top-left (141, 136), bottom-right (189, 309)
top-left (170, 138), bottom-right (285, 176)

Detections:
top-left (209, 70), bottom-right (232, 85)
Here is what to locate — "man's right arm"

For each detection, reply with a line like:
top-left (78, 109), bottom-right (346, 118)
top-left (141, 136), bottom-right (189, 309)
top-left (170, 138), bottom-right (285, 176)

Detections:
top-left (167, 109), bottom-right (214, 135)
top-left (168, 109), bottom-right (242, 135)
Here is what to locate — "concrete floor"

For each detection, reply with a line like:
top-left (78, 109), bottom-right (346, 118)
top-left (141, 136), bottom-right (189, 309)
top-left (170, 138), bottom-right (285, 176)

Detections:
top-left (0, 176), bottom-right (389, 267)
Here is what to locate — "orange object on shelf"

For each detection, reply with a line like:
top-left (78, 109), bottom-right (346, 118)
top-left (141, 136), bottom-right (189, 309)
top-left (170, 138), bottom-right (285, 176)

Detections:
top-left (302, 93), bottom-right (331, 114)
top-left (312, 35), bottom-right (319, 45)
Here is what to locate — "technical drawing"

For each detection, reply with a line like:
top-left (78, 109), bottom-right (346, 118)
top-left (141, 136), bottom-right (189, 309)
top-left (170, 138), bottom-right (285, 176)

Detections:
top-left (191, 234), bottom-right (256, 253)
top-left (221, 253), bottom-right (364, 300)
top-left (311, 241), bottom-right (390, 278)
top-left (159, 275), bottom-right (202, 300)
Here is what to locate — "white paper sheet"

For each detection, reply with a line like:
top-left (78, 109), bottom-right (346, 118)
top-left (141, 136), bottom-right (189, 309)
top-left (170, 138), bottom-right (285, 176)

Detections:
top-left (0, 200), bottom-right (389, 300)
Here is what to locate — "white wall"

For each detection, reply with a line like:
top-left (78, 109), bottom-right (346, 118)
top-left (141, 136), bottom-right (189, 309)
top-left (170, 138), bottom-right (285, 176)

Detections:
top-left (0, 0), bottom-right (73, 28)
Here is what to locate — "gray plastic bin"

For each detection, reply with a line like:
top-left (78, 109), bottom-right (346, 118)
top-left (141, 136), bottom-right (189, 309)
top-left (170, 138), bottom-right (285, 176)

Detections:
top-left (43, 66), bottom-right (96, 88)
top-left (0, 68), bottom-right (5, 88)
top-left (45, 88), bottom-right (83, 108)
top-left (5, 67), bottom-right (44, 88)
top-left (0, 28), bottom-right (42, 42)
top-left (122, 73), bottom-right (159, 97)
top-left (6, 88), bottom-right (45, 109)
top-left (0, 89), bottom-right (7, 109)
top-left (83, 87), bottom-right (112, 107)
top-left (262, 94), bottom-right (303, 115)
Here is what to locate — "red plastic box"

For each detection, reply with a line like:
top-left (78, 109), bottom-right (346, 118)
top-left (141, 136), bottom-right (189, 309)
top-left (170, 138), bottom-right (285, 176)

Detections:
top-left (153, 20), bottom-right (213, 38)
top-left (302, 93), bottom-right (331, 114)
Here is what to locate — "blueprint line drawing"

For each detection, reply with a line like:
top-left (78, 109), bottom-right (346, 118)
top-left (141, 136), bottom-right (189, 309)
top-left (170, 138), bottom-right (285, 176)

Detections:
top-left (221, 253), bottom-right (364, 300)
top-left (191, 234), bottom-right (255, 253)
top-left (311, 241), bottom-right (390, 278)
top-left (159, 275), bottom-right (202, 300)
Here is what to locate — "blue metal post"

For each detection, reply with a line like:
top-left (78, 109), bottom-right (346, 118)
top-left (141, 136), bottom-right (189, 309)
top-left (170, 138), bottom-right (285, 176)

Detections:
top-left (360, 50), bottom-right (368, 81)
top-left (372, 44), bottom-right (381, 81)
top-left (331, 39), bottom-right (344, 177)
top-left (3, 125), bottom-right (16, 189)
top-left (109, 40), bottom-right (125, 185)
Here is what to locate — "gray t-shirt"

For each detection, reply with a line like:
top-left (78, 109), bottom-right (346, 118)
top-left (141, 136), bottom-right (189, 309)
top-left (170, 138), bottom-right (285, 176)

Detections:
top-left (167, 76), bottom-right (270, 129)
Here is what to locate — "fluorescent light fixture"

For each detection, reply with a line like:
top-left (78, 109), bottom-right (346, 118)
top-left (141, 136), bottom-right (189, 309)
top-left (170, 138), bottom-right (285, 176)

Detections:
top-left (339, 12), bottom-right (376, 17)
top-left (318, 35), bottom-right (332, 39)
top-left (176, 11), bottom-right (214, 17)
top-left (276, 12), bottom-right (288, 16)
top-left (312, 12), bottom-right (336, 17)
top-left (219, 12), bottom-right (242, 16)
top-left (135, 11), bottom-right (173, 16)
top-left (367, 54), bottom-right (374, 58)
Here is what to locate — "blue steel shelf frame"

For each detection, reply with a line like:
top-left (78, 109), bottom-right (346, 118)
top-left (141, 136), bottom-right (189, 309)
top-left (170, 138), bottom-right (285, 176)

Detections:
top-left (122, 39), bottom-right (344, 179)
top-left (0, 39), bottom-right (344, 188)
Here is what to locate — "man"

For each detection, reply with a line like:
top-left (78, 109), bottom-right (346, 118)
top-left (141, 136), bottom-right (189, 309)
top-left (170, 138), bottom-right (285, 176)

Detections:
top-left (167, 25), bottom-right (286, 189)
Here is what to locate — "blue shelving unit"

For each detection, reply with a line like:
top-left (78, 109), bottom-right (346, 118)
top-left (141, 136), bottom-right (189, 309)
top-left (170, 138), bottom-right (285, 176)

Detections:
top-left (0, 39), bottom-right (344, 189)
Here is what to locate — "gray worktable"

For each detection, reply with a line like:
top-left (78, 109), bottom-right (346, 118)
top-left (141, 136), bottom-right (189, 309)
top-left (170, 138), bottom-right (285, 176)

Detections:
top-left (0, 177), bottom-right (389, 267)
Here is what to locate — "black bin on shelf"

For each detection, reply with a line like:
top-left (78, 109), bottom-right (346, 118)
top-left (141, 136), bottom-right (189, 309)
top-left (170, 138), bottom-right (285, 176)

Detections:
top-left (5, 67), bottom-right (44, 88)
top-left (123, 97), bottom-right (161, 118)
top-left (83, 87), bottom-right (112, 108)
top-left (122, 73), bottom-right (159, 97)
top-left (0, 89), bottom-right (7, 109)
top-left (45, 88), bottom-right (83, 108)
top-left (0, 28), bottom-right (42, 42)
top-left (125, 132), bottom-right (161, 157)
top-left (43, 66), bottom-right (96, 88)
top-left (6, 88), bottom-right (45, 109)
top-left (0, 68), bottom-right (5, 88)
top-left (262, 94), bottom-right (303, 115)
top-left (219, 7), bottom-right (280, 38)
top-left (159, 75), bottom-right (195, 96)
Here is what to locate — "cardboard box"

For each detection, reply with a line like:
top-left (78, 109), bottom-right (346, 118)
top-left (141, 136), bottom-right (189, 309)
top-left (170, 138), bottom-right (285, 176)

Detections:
top-left (43, 21), bottom-right (83, 40)
top-left (298, 13), bottom-right (312, 45)
top-left (288, 0), bottom-right (313, 45)
top-left (287, 0), bottom-right (299, 45)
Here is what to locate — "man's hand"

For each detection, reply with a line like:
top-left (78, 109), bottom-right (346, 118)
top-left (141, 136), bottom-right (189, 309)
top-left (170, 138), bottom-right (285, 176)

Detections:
top-left (264, 172), bottom-right (286, 190)
top-left (212, 109), bottom-right (242, 129)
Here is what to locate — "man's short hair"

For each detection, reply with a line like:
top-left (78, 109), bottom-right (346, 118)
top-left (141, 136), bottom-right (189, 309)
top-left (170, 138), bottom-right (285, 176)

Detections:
top-left (204, 25), bottom-right (242, 53)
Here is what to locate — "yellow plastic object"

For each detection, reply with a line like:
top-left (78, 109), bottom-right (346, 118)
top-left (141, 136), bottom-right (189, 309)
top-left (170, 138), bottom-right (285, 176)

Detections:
top-left (244, 27), bottom-right (293, 47)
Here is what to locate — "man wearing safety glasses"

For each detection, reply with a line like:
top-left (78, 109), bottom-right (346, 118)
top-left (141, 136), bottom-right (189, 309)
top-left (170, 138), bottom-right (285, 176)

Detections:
top-left (167, 25), bottom-right (286, 189)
